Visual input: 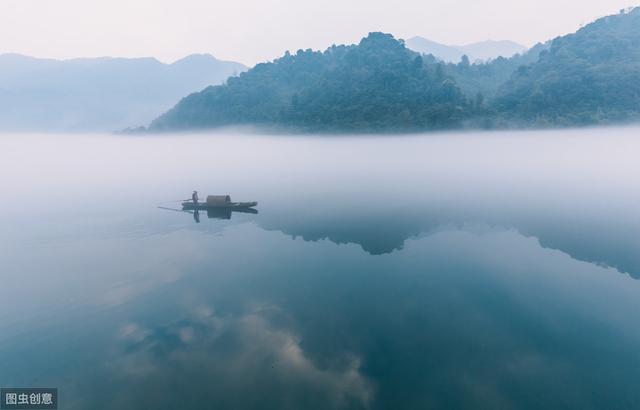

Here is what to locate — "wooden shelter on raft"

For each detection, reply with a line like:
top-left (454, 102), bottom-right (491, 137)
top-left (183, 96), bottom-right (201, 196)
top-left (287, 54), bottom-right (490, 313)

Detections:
top-left (206, 195), bottom-right (231, 206)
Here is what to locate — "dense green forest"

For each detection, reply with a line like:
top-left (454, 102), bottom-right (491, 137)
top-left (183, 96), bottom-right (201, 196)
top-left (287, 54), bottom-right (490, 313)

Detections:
top-left (150, 33), bottom-right (470, 132)
top-left (149, 7), bottom-right (640, 132)
top-left (494, 7), bottom-right (640, 125)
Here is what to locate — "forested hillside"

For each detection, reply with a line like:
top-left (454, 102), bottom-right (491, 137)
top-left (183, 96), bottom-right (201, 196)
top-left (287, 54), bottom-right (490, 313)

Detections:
top-left (494, 8), bottom-right (640, 125)
top-left (149, 8), bottom-right (640, 132)
top-left (150, 33), bottom-right (471, 132)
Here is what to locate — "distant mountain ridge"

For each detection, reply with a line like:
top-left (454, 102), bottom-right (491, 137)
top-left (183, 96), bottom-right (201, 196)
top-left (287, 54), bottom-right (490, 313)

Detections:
top-left (405, 37), bottom-right (527, 62)
top-left (0, 53), bottom-right (246, 131)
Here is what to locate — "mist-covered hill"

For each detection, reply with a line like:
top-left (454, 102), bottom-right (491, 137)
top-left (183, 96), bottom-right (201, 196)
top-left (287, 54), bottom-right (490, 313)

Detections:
top-left (405, 37), bottom-right (526, 63)
top-left (150, 33), bottom-right (471, 132)
top-left (150, 7), bottom-right (640, 133)
top-left (0, 53), bottom-right (246, 132)
top-left (494, 7), bottom-right (640, 125)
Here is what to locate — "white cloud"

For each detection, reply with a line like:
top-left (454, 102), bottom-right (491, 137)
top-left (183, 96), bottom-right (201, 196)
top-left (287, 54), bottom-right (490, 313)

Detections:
top-left (109, 306), bottom-right (373, 408)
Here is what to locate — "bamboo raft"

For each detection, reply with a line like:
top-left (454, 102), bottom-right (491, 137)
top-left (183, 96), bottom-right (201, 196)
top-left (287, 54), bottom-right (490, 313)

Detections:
top-left (182, 195), bottom-right (257, 210)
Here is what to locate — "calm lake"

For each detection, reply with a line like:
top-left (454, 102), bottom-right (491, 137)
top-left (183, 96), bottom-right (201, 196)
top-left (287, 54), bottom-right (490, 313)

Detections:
top-left (2, 128), bottom-right (640, 409)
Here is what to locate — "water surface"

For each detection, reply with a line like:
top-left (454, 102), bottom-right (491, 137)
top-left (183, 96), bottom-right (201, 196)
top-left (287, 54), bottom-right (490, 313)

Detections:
top-left (2, 128), bottom-right (640, 409)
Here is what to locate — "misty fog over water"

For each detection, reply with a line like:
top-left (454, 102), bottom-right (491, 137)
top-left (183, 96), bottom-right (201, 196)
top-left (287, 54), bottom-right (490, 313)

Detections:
top-left (2, 127), bottom-right (640, 409)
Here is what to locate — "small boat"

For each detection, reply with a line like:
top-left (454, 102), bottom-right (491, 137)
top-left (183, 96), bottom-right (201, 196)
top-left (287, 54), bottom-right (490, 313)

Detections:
top-left (182, 195), bottom-right (258, 210)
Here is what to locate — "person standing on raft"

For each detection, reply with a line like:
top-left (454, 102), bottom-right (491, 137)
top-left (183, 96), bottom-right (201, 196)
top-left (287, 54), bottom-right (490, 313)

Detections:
top-left (192, 191), bottom-right (199, 204)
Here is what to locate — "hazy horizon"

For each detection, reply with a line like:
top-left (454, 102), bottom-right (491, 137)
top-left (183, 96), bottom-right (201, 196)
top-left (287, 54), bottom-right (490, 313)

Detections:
top-left (0, 0), bottom-right (636, 66)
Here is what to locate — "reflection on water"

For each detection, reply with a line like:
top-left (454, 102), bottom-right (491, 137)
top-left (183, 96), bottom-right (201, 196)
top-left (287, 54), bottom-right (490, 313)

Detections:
top-left (112, 304), bottom-right (372, 409)
top-left (2, 129), bottom-right (640, 409)
top-left (159, 206), bottom-right (258, 222)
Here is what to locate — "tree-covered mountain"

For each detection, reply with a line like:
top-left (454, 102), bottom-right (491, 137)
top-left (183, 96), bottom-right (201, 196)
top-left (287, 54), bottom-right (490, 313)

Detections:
top-left (0, 53), bottom-right (245, 131)
top-left (150, 33), bottom-right (471, 132)
top-left (149, 8), bottom-right (640, 133)
top-left (494, 7), bottom-right (640, 125)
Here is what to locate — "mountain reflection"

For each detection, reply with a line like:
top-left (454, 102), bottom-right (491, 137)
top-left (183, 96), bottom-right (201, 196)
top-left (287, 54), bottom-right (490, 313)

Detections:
top-left (256, 205), bottom-right (640, 279)
top-left (155, 201), bottom-right (640, 279)
top-left (36, 223), bottom-right (640, 410)
top-left (6, 200), bottom-right (640, 409)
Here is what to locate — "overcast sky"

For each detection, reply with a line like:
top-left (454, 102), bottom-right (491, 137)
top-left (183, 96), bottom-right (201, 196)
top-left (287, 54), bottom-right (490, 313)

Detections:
top-left (0, 0), bottom-right (636, 66)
